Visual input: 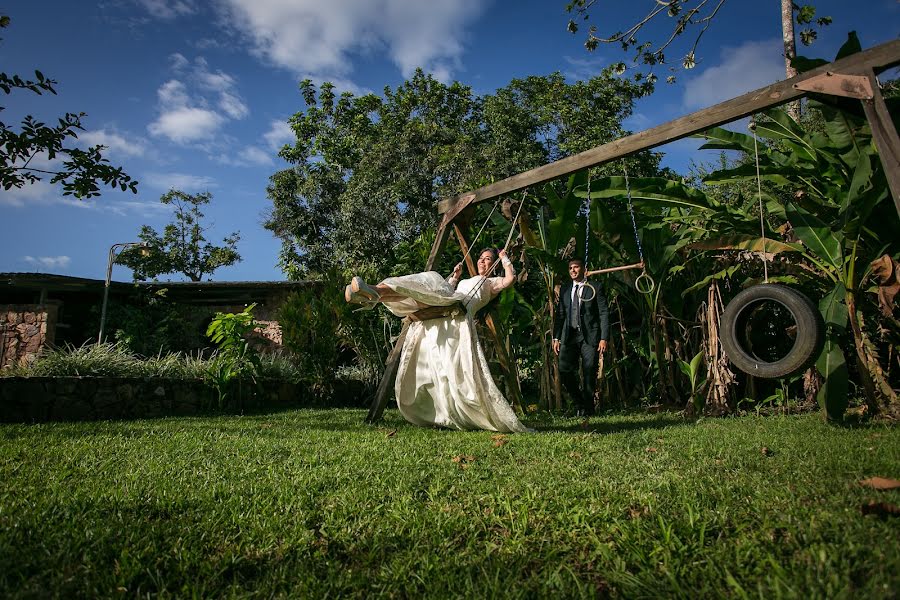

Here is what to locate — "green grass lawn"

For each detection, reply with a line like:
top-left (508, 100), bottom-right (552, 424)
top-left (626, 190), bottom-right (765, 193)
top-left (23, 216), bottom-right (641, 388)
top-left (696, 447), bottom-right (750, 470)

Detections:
top-left (1, 409), bottom-right (897, 598)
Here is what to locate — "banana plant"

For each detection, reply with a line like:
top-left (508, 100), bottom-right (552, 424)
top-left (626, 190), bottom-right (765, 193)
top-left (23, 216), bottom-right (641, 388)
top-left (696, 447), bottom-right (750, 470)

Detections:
top-left (516, 171), bottom-right (588, 408)
top-left (700, 96), bottom-right (898, 418)
top-left (586, 36), bottom-right (899, 419)
top-left (678, 350), bottom-right (707, 415)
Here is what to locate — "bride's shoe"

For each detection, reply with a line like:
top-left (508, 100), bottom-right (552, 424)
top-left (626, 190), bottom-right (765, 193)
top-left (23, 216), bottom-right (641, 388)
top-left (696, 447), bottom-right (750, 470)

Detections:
top-left (351, 276), bottom-right (380, 302)
top-left (345, 284), bottom-right (378, 310)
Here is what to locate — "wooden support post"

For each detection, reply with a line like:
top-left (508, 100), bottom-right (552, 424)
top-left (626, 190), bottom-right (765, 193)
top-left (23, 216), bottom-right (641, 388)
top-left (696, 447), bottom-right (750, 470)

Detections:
top-left (794, 68), bottom-right (900, 217)
top-left (861, 69), bottom-right (900, 217)
top-left (365, 220), bottom-right (456, 423)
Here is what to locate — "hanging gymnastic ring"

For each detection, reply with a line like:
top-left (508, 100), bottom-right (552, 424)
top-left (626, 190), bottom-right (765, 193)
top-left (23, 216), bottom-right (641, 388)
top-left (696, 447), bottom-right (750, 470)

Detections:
top-left (719, 284), bottom-right (824, 379)
top-left (635, 271), bottom-right (655, 294)
top-left (578, 281), bottom-right (597, 302)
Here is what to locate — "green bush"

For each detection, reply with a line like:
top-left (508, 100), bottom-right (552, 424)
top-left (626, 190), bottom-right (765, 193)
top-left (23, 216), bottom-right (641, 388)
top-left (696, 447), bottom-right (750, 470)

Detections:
top-left (1, 342), bottom-right (303, 385)
top-left (278, 274), bottom-right (393, 395)
top-left (106, 287), bottom-right (209, 356)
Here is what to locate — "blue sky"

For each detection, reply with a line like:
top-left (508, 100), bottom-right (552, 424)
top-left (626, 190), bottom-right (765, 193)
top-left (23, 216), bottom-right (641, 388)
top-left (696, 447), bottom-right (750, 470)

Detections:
top-left (2, 0), bottom-right (897, 282)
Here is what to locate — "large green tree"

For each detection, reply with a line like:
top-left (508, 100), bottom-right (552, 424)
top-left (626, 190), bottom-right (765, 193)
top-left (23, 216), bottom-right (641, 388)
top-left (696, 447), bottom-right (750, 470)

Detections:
top-left (118, 190), bottom-right (241, 282)
top-left (0, 15), bottom-right (137, 198)
top-left (266, 68), bottom-right (660, 279)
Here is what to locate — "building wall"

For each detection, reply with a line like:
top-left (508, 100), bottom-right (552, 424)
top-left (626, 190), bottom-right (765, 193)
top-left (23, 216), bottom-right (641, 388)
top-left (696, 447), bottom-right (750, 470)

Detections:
top-left (0, 304), bottom-right (59, 369)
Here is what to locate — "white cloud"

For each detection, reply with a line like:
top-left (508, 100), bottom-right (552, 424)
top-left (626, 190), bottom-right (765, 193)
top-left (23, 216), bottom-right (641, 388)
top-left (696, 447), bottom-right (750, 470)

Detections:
top-left (23, 255), bottom-right (71, 270)
top-left (148, 106), bottom-right (224, 143)
top-left (1, 180), bottom-right (56, 207)
top-left (238, 146), bottom-right (274, 166)
top-left (218, 92), bottom-right (249, 119)
top-left (683, 39), bottom-right (784, 111)
top-left (562, 55), bottom-right (606, 82)
top-left (79, 128), bottom-right (148, 158)
top-left (215, 146), bottom-right (275, 167)
top-left (216, 0), bottom-right (485, 83)
top-left (135, 0), bottom-right (197, 19)
top-left (148, 60), bottom-right (249, 144)
top-left (169, 52), bottom-right (190, 71)
top-left (157, 79), bottom-right (191, 108)
top-left (623, 112), bottom-right (652, 133)
top-left (263, 120), bottom-right (294, 151)
top-left (143, 172), bottom-right (218, 191)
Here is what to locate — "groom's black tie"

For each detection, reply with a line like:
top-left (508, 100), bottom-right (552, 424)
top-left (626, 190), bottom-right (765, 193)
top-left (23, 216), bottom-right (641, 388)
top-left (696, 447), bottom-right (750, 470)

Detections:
top-left (570, 283), bottom-right (581, 329)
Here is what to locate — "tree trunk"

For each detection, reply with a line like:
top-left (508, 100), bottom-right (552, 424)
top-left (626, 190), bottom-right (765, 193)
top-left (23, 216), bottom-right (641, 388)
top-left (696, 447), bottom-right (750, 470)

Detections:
top-left (703, 280), bottom-right (735, 415)
top-left (802, 367), bottom-right (822, 410)
top-left (781, 0), bottom-right (801, 121)
top-left (847, 292), bottom-right (899, 416)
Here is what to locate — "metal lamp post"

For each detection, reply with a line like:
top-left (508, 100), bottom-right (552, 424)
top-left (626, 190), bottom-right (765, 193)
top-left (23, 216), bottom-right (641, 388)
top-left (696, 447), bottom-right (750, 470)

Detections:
top-left (97, 242), bottom-right (149, 345)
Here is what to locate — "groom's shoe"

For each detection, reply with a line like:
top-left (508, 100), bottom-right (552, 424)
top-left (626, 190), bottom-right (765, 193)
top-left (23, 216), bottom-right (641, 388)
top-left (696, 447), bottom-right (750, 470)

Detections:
top-left (351, 276), bottom-right (380, 302)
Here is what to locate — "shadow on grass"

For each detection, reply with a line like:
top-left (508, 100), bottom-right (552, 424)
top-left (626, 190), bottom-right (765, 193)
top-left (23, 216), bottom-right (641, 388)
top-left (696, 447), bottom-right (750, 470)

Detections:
top-left (526, 413), bottom-right (694, 435)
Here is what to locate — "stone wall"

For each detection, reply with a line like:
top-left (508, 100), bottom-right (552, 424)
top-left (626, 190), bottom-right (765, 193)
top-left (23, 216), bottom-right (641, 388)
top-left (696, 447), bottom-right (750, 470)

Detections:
top-left (0, 377), bottom-right (309, 423)
top-left (0, 376), bottom-right (368, 423)
top-left (0, 304), bottom-right (58, 369)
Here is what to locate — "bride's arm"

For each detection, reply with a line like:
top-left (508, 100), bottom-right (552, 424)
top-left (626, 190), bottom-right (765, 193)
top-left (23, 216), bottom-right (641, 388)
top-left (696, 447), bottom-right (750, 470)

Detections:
top-left (490, 250), bottom-right (516, 293)
top-left (446, 262), bottom-right (463, 289)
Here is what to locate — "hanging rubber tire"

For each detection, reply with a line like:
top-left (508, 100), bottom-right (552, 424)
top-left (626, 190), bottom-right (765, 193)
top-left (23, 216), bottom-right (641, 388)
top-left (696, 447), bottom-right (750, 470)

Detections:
top-left (720, 284), bottom-right (823, 379)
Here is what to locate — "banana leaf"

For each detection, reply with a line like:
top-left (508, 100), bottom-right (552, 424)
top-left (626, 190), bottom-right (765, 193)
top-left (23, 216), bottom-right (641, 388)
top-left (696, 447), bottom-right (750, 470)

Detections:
top-left (785, 201), bottom-right (843, 271)
top-left (816, 282), bottom-right (849, 421)
top-left (681, 265), bottom-right (740, 296)
top-left (688, 235), bottom-right (803, 254)
top-left (578, 176), bottom-right (713, 212)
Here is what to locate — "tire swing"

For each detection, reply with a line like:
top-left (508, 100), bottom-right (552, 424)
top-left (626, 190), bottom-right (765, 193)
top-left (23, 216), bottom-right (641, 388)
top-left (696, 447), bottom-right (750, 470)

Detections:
top-left (718, 119), bottom-right (823, 379)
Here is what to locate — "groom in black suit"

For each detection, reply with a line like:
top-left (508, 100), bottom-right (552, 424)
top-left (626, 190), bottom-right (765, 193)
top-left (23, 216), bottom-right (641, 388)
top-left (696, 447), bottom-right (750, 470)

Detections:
top-left (553, 258), bottom-right (609, 416)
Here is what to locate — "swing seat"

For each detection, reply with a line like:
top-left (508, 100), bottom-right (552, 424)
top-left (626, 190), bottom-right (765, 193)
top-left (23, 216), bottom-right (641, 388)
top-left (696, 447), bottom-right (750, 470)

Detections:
top-left (720, 284), bottom-right (824, 379)
top-left (408, 302), bottom-right (467, 322)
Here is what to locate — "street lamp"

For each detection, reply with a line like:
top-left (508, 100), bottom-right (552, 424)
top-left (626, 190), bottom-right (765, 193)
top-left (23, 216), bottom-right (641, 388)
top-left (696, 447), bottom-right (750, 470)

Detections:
top-left (97, 242), bottom-right (149, 345)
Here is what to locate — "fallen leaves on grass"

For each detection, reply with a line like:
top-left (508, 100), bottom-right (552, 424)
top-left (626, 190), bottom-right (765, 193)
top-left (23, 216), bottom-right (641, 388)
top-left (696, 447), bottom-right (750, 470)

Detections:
top-left (451, 454), bottom-right (476, 469)
top-left (861, 501), bottom-right (900, 519)
top-left (761, 447), bottom-right (774, 457)
top-left (645, 447), bottom-right (657, 453)
top-left (859, 477), bottom-right (900, 490)
top-left (385, 429), bottom-right (397, 438)
top-left (627, 505), bottom-right (651, 519)
top-left (491, 434), bottom-right (508, 448)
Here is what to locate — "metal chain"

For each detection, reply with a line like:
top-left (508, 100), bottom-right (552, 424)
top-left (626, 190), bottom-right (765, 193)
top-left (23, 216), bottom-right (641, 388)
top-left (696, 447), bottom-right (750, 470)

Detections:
top-left (583, 172), bottom-right (591, 265)
top-left (622, 165), bottom-right (645, 263)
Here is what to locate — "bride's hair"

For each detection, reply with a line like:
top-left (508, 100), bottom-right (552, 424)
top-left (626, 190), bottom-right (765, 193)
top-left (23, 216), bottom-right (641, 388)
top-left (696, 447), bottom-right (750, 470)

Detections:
top-left (478, 247), bottom-right (499, 264)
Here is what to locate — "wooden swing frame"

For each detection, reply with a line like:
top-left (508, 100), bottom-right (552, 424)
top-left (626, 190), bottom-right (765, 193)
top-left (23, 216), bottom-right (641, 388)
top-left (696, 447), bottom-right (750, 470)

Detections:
top-left (365, 39), bottom-right (900, 423)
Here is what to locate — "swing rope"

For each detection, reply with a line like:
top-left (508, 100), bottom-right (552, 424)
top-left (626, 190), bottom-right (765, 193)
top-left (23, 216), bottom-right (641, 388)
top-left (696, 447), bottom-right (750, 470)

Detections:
top-left (460, 191), bottom-right (527, 306)
top-left (457, 199), bottom-right (500, 270)
top-left (750, 117), bottom-right (769, 284)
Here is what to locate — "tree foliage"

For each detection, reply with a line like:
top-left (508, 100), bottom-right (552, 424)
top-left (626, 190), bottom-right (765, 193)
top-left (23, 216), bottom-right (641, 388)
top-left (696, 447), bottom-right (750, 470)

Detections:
top-left (118, 190), bottom-right (241, 282)
top-left (565, 1), bottom-right (831, 83)
top-left (266, 68), bottom-right (662, 279)
top-left (0, 15), bottom-right (138, 198)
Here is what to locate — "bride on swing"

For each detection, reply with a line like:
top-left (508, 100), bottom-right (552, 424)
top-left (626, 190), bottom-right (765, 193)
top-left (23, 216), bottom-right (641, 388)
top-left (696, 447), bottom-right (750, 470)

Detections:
top-left (345, 246), bottom-right (530, 433)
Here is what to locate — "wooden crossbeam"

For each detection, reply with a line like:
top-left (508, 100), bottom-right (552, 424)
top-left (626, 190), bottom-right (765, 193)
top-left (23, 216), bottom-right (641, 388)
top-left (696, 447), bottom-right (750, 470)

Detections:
top-left (437, 40), bottom-right (900, 216)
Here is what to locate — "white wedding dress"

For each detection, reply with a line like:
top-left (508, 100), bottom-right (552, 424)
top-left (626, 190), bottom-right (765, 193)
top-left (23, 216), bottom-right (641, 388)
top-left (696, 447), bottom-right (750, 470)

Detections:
top-left (378, 271), bottom-right (529, 433)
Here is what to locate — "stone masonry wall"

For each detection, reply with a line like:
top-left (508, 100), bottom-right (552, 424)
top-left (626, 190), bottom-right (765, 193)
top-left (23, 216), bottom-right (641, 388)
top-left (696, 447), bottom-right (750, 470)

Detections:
top-left (0, 376), bottom-right (310, 423)
top-left (0, 376), bottom-right (367, 423)
top-left (0, 304), bottom-right (58, 369)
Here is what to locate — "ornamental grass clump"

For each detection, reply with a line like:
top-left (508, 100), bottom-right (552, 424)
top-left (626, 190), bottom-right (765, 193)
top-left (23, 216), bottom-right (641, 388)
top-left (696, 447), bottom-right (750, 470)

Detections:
top-left (7, 343), bottom-right (148, 378)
